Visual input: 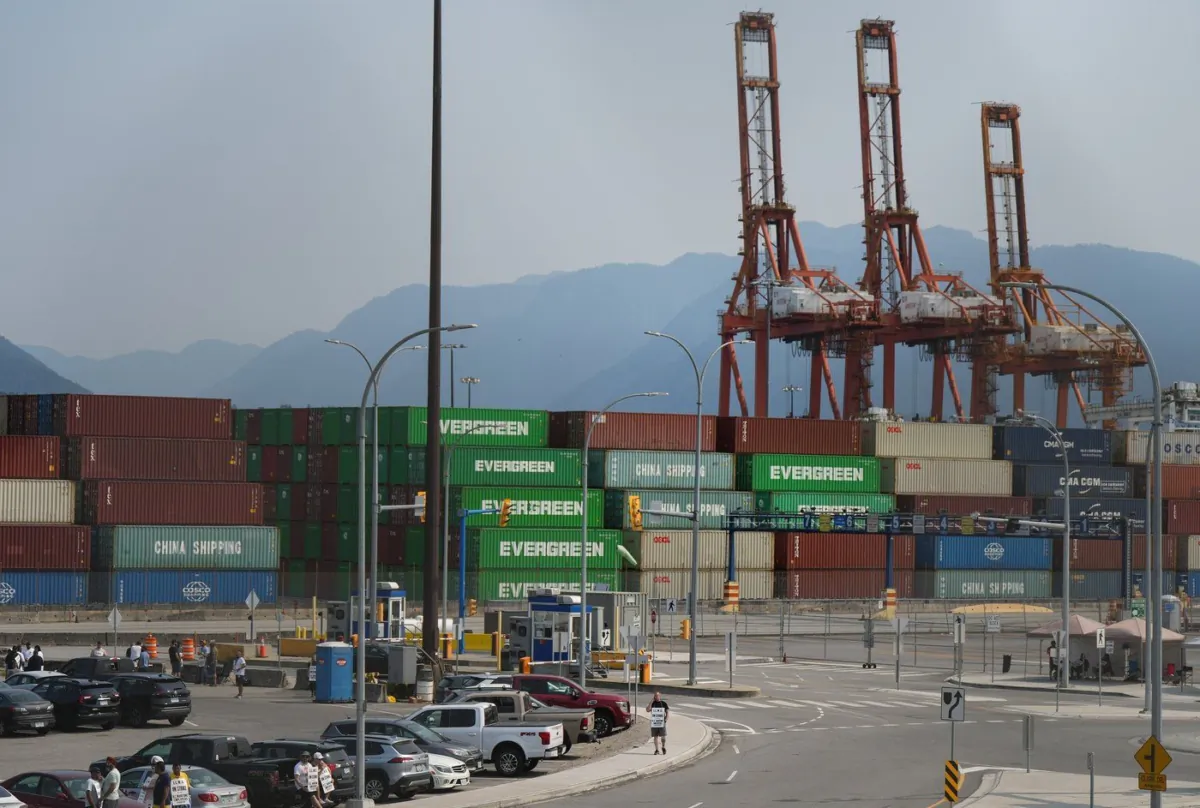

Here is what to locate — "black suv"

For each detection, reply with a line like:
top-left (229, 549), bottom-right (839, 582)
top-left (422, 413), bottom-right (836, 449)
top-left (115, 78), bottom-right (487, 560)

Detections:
top-left (30, 677), bottom-right (120, 730)
top-left (0, 688), bottom-right (55, 735)
top-left (109, 673), bottom-right (191, 727)
top-left (250, 739), bottom-right (356, 803)
top-left (321, 716), bottom-right (484, 773)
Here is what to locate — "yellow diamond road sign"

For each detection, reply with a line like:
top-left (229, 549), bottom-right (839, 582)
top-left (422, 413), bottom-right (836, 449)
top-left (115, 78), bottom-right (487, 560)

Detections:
top-left (1135, 735), bottom-right (1172, 776)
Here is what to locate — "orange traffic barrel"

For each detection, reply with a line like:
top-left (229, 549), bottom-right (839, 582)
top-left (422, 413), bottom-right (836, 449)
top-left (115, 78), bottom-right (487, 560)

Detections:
top-left (144, 635), bottom-right (158, 659)
top-left (181, 638), bottom-right (195, 662)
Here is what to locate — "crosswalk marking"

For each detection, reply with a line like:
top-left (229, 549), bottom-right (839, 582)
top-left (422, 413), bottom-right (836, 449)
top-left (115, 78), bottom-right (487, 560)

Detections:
top-left (676, 702), bottom-right (713, 710)
top-left (767, 700), bottom-right (807, 708)
top-left (739, 701), bottom-right (772, 708)
top-left (827, 701), bottom-right (868, 708)
top-left (854, 700), bottom-right (899, 709)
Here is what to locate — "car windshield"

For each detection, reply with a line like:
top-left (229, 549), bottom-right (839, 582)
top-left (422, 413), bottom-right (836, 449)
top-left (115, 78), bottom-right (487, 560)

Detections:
top-left (83, 685), bottom-right (114, 694)
top-left (1, 690), bottom-right (43, 703)
top-left (61, 777), bottom-right (91, 800)
top-left (0, 786), bottom-right (13, 799)
top-left (400, 721), bottom-right (449, 744)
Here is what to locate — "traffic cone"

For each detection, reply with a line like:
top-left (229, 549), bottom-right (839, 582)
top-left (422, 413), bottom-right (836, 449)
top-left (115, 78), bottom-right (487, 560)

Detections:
top-left (256, 636), bottom-right (268, 659)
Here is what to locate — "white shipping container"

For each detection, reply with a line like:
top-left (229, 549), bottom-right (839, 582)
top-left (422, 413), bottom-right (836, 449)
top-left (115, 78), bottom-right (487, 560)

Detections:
top-left (624, 569), bottom-right (773, 601)
top-left (880, 458), bottom-right (1012, 496)
top-left (860, 421), bottom-right (993, 460)
top-left (0, 479), bottom-right (76, 524)
top-left (1182, 536), bottom-right (1200, 571)
top-left (623, 530), bottom-right (773, 571)
top-left (1121, 430), bottom-right (1200, 465)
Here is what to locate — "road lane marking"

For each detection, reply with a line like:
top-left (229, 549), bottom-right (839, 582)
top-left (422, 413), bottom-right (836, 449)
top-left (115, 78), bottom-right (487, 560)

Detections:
top-left (733, 745), bottom-right (740, 754)
top-left (686, 803), bottom-right (703, 808)
top-left (184, 720), bottom-right (198, 727)
top-left (725, 771), bottom-right (738, 783)
top-left (828, 701), bottom-right (867, 708)
top-left (739, 701), bottom-right (771, 708)
top-left (677, 702), bottom-right (713, 710)
top-left (767, 700), bottom-right (807, 708)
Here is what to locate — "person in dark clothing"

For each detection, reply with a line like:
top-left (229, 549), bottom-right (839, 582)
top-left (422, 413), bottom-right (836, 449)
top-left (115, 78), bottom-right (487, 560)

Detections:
top-left (647, 691), bottom-right (669, 755)
top-left (168, 641), bottom-right (182, 676)
top-left (4, 646), bottom-right (18, 677)
top-left (25, 646), bottom-right (44, 671)
top-left (150, 762), bottom-right (170, 808)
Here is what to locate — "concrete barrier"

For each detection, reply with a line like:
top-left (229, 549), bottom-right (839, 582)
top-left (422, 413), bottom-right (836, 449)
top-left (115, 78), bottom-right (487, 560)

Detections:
top-left (280, 637), bottom-right (317, 659)
top-left (245, 666), bottom-right (288, 689)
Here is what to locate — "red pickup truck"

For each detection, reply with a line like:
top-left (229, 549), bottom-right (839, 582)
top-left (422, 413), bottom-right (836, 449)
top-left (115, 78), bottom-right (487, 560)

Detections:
top-left (509, 674), bottom-right (631, 738)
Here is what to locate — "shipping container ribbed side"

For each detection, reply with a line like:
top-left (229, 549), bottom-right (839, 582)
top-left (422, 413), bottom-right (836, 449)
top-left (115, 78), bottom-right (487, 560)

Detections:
top-left (91, 526), bottom-right (281, 570)
top-left (0, 571), bottom-right (86, 605)
top-left (88, 569), bottom-right (278, 606)
top-left (1035, 497), bottom-right (1147, 533)
top-left (622, 569), bottom-right (773, 601)
top-left (715, 417), bottom-right (861, 455)
top-left (0, 525), bottom-right (91, 570)
top-left (736, 454), bottom-right (881, 494)
top-left (992, 425), bottom-right (1113, 465)
top-left (450, 487), bottom-right (602, 529)
top-left (1118, 430), bottom-right (1200, 465)
top-left (773, 570), bottom-right (914, 600)
top-left (913, 570), bottom-right (1052, 600)
top-left (1132, 571), bottom-right (1177, 599)
top-left (243, 411), bottom-right (262, 445)
top-left (1167, 502), bottom-right (1200, 535)
top-left (549, 411), bottom-right (716, 452)
top-left (1132, 535), bottom-right (1178, 570)
top-left (1053, 538), bottom-right (1124, 571)
top-left (1174, 572), bottom-right (1200, 598)
top-left (620, 530), bottom-right (773, 570)
top-left (880, 459), bottom-right (1013, 496)
top-left (1053, 571), bottom-right (1121, 600)
top-left (862, 421), bottom-right (994, 460)
top-left (314, 446), bottom-right (387, 486)
top-left (463, 528), bottom-right (621, 570)
top-left (603, 490), bottom-right (754, 531)
top-left (450, 447), bottom-right (582, 488)
top-left (1013, 465), bottom-right (1132, 498)
top-left (914, 536), bottom-right (1052, 571)
top-left (64, 437), bottom-right (247, 482)
top-left (0, 396), bottom-right (7, 435)
top-left (587, 450), bottom-right (734, 490)
top-left (0, 479), bottom-right (76, 523)
top-left (1146, 466), bottom-right (1200, 500)
top-left (53, 395), bottom-right (232, 439)
top-left (1178, 535), bottom-right (1200, 571)
top-left (392, 407), bottom-right (550, 448)
top-left (476, 570), bottom-right (620, 601)
top-left (898, 495), bottom-right (1032, 517)
top-left (754, 492), bottom-right (896, 515)
top-left (0, 436), bottom-right (60, 478)
top-left (773, 533), bottom-right (915, 570)
top-left (79, 481), bottom-right (263, 526)
top-left (386, 447), bottom-right (427, 485)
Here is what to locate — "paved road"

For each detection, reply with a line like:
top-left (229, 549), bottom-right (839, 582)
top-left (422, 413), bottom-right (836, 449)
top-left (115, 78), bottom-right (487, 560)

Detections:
top-left (540, 657), bottom-right (1200, 807)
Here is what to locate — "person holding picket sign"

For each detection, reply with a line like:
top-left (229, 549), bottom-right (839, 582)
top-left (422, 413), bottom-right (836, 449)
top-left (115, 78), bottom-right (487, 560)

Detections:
top-left (647, 690), bottom-right (669, 755)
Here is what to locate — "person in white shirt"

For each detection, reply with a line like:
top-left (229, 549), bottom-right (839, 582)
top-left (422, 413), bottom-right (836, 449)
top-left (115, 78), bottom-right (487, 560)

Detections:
top-left (85, 767), bottom-right (103, 808)
top-left (128, 642), bottom-right (143, 663)
top-left (294, 752), bottom-right (319, 808)
top-left (91, 642), bottom-right (108, 658)
top-left (20, 643), bottom-right (32, 663)
top-left (100, 758), bottom-right (122, 808)
top-left (231, 650), bottom-right (248, 698)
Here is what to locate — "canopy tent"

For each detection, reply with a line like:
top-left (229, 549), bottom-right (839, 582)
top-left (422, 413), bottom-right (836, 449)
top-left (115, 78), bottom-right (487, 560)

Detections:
top-left (1026, 614), bottom-right (1105, 639)
top-left (1102, 618), bottom-right (1184, 643)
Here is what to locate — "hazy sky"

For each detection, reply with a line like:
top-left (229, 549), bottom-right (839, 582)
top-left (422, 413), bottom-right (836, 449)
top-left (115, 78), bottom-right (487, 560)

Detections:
top-left (0, 1), bottom-right (1191, 357)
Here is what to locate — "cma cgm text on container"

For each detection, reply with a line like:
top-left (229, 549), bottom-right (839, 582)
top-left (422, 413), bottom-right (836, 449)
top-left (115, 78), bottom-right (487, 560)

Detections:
top-left (736, 455), bottom-right (881, 493)
top-left (1038, 497), bottom-right (1147, 532)
top-left (588, 450), bottom-right (734, 490)
top-left (993, 426), bottom-right (1113, 465)
top-left (1013, 465), bottom-right (1132, 498)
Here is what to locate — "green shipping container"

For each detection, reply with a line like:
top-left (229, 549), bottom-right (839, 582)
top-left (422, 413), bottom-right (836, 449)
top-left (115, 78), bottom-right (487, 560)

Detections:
top-left (588, 450), bottom-right (734, 490)
top-left (275, 409), bottom-right (294, 447)
top-left (334, 523), bottom-right (356, 562)
top-left (303, 523), bottom-right (321, 559)
top-left (753, 492), bottom-right (896, 515)
top-left (452, 487), bottom-right (602, 528)
top-left (282, 559), bottom-right (307, 598)
top-left (388, 447), bottom-right (427, 485)
top-left (322, 408), bottom-right (357, 445)
top-left (92, 526), bottom-right (281, 570)
top-left (466, 528), bottom-right (621, 571)
top-left (261, 409), bottom-right (279, 446)
top-left (291, 446), bottom-right (308, 483)
top-left (277, 522), bottom-right (291, 556)
top-left (736, 454), bottom-right (881, 493)
top-left (476, 570), bottom-right (619, 601)
top-left (603, 490), bottom-right (754, 530)
top-left (275, 484), bottom-right (293, 521)
top-left (247, 446), bottom-right (263, 482)
top-left (404, 527), bottom-right (426, 568)
top-left (390, 407), bottom-right (549, 447)
top-left (234, 410), bottom-right (249, 441)
top-left (451, 448), bottom-right (581, 488)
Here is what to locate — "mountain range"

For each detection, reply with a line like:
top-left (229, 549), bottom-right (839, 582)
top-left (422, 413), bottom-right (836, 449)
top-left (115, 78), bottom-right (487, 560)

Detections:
top-left (7, 222), bottom-right (1197, 421)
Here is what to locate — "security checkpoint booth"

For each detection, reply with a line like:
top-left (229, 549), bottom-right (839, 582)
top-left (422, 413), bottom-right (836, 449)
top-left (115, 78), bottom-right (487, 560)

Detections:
top-left (506, 589), bottom-right (647, 670)
top-left (326, 581), bottom-right (407, 640)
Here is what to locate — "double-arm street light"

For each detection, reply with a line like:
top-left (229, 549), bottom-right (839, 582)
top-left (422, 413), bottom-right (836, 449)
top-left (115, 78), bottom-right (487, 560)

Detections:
top-left (783, 385), bottom-right (803, 418)
top-left (351, 323), bottom-right (476, 801)
top-left (645, 331), bottom-right (746, 685)
top-left (442, 344), bottom-right (467, 406)
top-left (579, 391), bottom-right (668, 689)
top-left (1002, 279), bottom-right (1164, 806)
top-left (460, 377), bottom-right (481, 408)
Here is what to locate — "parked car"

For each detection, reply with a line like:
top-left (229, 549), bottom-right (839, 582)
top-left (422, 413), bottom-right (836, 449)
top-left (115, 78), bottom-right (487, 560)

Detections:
top-left (109, 673), bottom-right (191, 727)
top-left (426, 754), bottom-right (470, 791)
top-left (328, 735), bottom-right (430, 802)
top-left (406, 702), bottom-right (565, 777)
top-left (55, 657), bottom-right (138, 680)
top-left (29, 678), bottom-right (119, 731)
top-left (445, 688), bottom-right (596, 753)
top-left (320, 715), bottom-right (484, 773)
top-left (118, 766), bottom-right (248, 808)
top-left (434, 673), bottom-right (512, 703)
top-left (249, 739), bottom-right (356, 804)
top-left (509, 673), bottom-right (632, 737)
top-left (4, 671), bottom-right (64, 690)
top-left (0, 688), bottom-right (55, 735)
top-left (1, 772), bottom-right (141, 808)
top-left (0, 785), bottom-right (22, 808)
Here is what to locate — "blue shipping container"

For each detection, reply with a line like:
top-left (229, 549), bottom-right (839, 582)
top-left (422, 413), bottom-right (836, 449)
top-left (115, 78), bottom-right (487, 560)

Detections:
top-left (36, 395), bottom-right (54, 436)
top-left (0, 571), bottom-right (87, 606)
top-left (90, 570), bottom-right (278, 606)
top-left (1037, 497), bottom-right (1147, 533)
top-left (993, 426), bottom-right (1113, 466)
top-left (1131, 571), bottom-right (1176, 599)
top-left (1175, 573), bottom-right (1200, 598)
top-left (1013, 465), bottom-right (1132, 498)
top-left (915, 535), bottom-right (1052, 570)
top-left (1053, 571), bottom-right (1121, 600)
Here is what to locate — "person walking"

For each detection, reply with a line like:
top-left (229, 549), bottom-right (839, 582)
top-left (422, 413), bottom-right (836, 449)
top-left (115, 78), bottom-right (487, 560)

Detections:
top-left (150, 761), bottom-right (170, 808)
top-left (25, 645), bottom-right (44, 671)
top-left (168, 640), bottom-right (182, 676)
top-left (646, 690), bottom-right (669, 755)
top-left (308, 654), bottom-right (318, 700)
top-left (293, 751), bottom-right (320, 808)
top-left (85, 767), bottom-right (104, 808)
top-left (128, 640), bottom-right (143, 666)
top-left (231, 650), bottom-right (248, 698)
top-left (204, 643), bottom-right (217, 686)
top-left (3, 646), bottom-right (17, 678)
top-left (313, 753), bottom-right (334, 807)
top-left (100, 758), bottom-right (122, 808)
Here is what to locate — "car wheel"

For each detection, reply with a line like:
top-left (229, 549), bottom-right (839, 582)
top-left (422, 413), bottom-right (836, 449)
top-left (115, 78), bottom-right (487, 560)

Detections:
top-left (363, 775), bottom-right (387, 801)
top-left (594, 710), bottom-right (614, 738)
top-left (394, 789), bottom-right (415, 802)
top-left (523, 760), bottom-right (539, 771)
top-left (492, 743), bottom-right (526, 777)
top-left (168, 716), bottom-right (186, 727)
top-left (127, 706), bottom-right (147, 727)
top-left (101, 721), bottom-right (117, 731)
top-left (562, 739), bottom-right (572, 756)
top-left (36, 727), bottom-right (49, 736)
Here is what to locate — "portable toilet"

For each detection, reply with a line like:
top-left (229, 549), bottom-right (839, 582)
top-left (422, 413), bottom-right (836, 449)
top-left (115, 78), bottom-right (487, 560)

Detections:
top-left (315, 641), bottom-right (354, 703)
top-left (1163, 595), bottom-right (1182, 633)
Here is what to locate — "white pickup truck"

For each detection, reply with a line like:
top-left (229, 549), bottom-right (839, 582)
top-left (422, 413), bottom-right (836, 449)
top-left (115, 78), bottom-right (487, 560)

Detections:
top-left (407, 702), bottom-right (566, 777)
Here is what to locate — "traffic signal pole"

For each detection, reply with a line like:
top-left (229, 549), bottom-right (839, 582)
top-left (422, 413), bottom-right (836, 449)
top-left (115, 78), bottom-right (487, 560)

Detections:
top-left (456, 500), bottom-right (509, 653)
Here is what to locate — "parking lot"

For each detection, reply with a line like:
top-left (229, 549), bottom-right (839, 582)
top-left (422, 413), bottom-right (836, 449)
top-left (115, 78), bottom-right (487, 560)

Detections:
top-left (1, 684), bottom-right (651, 802)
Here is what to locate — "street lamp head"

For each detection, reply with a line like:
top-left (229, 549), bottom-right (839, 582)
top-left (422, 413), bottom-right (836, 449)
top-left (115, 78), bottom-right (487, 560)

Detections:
top-left (445, 323), bottom-right (478, 332)
top-left (644, 330), bottom-right (665, 338)
top-left (642, 392), bottom-right (668, 398)
top-left (441, 343), bottom-right (467, 350)
top-left (324, 339), bottom-right (343, 346)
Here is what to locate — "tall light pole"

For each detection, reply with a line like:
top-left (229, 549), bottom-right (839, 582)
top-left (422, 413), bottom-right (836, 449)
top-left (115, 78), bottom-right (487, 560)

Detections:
top-left (325, 339), bottom-right (426, 639)
top-left (1004, 280), bottom-right (1162, 806)
top-left (460, 377), bottom-right (480, 408)
top-left (645, 331), bottom-right (745, 685)
top-left (783, 385), bottom-right (803, 418)
top-left (579, 390), bottom-right (668, 689)
top-left (442, 344), bottom-right (467, 407)
top-left (354, 323), bottom-right (474, 802)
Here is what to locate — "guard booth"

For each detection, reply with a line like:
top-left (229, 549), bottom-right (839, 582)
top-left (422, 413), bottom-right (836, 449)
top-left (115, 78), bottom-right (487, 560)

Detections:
top-left (327, 581), bottom-right (407, 640)
top-left (522, 589), bottom-right (604, 663)
top-left (565, 591), bottom-right (647, 652)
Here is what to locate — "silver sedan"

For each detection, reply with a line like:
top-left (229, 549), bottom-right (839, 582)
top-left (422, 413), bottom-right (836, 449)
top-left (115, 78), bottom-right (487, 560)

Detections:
top-left (118, 766), bottom-right (249, 808)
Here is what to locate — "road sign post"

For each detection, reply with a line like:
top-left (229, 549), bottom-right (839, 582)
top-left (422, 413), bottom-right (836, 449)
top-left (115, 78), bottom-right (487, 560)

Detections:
top-left (1087, 751), bottom-right (1094, 806)
top-left (107, 607), bottom-right (122, 649)
top-left (1136, 735), bottom-right (1171, 792)
top-left (726, 631), bottom-right (737, 688)
top-left (1023, 715), bottom-right (1034, 773)
top-left (986, 615), bottom-right (1000, 682)
top-left (1095, 627), bottom-right (1106, 706)
top-left (246, 589), bottom-right (260, 645)
top-left (941, 685), bottom-right (965, 760)
top-left (893, 617), bottom-right (908, 690)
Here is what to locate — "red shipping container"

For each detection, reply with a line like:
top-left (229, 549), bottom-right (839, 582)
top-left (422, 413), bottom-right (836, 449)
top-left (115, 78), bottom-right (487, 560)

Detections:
top-left (774, 569), bottom-right (914, 600)
top-left (53, 394), bottom-right (232, 439)
top-left (1134, 534), bottom-right (1178, 569)
top-left (385, 486), bottom-right (421, 526)
top-left (79, 481), bottom-right (263, 526)
top-left (1144, 467), bottom-right (1200, 500)
top-left (378, 526), bottom-right (406, 566)
top-left (0, 525), bottom-right (91, 570)
top-left (290, 409), bottom-right (310, 445)
top-left (307, 450), bottom-right (325, 482)
top-left (244, 410), bottom-right (263, 444)
top-left (549, 411), bottom-right (716, 451)
top-left (773, 532), bottom-right (915, 570)
top-left (315, 486), bottom-right (339, 523)
top-left (320, 524), bottom-right (339, 561)
top-left (261, 448), bottom-right (280, 483)
top-left (306, 411), bottom-right (324, 445)
top-left (897, 495), bottom-right (1033, 517)
top-left (263, 486), bottom-right (279, 521)
top-left (64, 437), bottom-right (246, 482)
top-left (1166, 501), bottom-right (1200, 534)
top-left (1054, 538), bottom-right (1123, 570)
top-left (717, 417), bottom-right (860, 455)
top-left (272, 447), bottom-right (293, 483)
top-left (0, 436), bottom-right (60, 478)
top-left (318, 447), bottom-right (343, 484)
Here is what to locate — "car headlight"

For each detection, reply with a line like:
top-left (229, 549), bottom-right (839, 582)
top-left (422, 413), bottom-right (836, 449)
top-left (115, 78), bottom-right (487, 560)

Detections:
top-left (13, 707), bottom-right (28, 714)
top-left (617, 701), bottom-right (629, 712)
top-left (434, 765), bottom-right (453, 774)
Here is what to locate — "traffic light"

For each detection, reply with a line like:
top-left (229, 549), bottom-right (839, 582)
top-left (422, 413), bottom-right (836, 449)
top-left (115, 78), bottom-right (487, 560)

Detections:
top-left (680, 618), bottom-right (691, 640)
top-left (415, 491), bottom-right (426, 523)
top-left (499, 498), bottom-right (513, 527)
top-left (467, 598), bottom-right (478, 617)
top-left (628, 495), bottom-right (643, 530)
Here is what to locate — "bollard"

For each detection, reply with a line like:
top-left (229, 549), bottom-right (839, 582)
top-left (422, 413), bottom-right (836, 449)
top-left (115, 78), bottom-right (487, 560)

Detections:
top-left (640, 659), bottom-right (652, 685)
top-left (439, 633), bottom-right (455, 660)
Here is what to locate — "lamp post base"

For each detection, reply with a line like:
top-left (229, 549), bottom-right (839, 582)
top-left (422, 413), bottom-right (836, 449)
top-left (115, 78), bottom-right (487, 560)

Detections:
top-left (345, 799), bottom-right (376, 808)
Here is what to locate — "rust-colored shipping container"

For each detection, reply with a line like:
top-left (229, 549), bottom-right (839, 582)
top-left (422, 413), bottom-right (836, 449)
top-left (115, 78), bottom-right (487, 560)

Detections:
top-left (79, 481), bottom-right (263, 526)
top-left (320, 523), bottom-right (339, 561)
top-left (774, 569), bottom-right (914, 600)
top-left (306, 450), bottom-right (325, 482)
top-left (1142, 466), bottom-right (1200, 500)
top-left (290, 409), bottom-right (310, 445)
top-left (897, 495), bottom-right (1033, 517)
top-left (378, 526), bottom-right (406, 566)
top-left (716, 417), bottom-right (860, 455)
top-left (64, 437), bottom-right (246, 482)
top-left (1053, 538), bottom-right (1123, 571)
top-left (263, 486), bottom-right (278, 521)
top-left (0, 436), bottom-right (60, 478)
top-left (1166, 500), bottom-right (1200, 534)
top-left (288, 522), bottom-right (305, 558)
top-left (773, 532), bottom-right (914, 570)
top-left (1133, 534), bottom-right (1177, 569)
top-left (260, 448), bottom-right (280, 483)
top-left (271, 447), bottom-right (292, 483)
top-left (549, 411), bottom-right (716, 452)
top-left (244, 410), bottom-right (263, 444)
top-left (0, 525), bottom-right (91, 570)
top-left (306, 410), bottom-right (324, 445)
top-left (53, 395), bottom-right (233, 439)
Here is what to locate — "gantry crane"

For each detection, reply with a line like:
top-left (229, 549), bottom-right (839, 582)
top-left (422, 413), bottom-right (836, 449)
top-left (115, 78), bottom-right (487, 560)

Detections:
top-left (849, 19), bottom-right (1016, 422)
top-left (978, 103), bottom-right (1144, 428)
top-left (718, 11), bottom-right (876, 419)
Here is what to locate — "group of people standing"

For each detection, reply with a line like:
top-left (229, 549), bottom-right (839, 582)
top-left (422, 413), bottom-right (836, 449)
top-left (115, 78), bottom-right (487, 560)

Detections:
top-left (293, 750), bottom-right (336, 807)
top-left (86, 756), bottom-right (191, 808)
top-left (3, 642), bottom-right (45, 676)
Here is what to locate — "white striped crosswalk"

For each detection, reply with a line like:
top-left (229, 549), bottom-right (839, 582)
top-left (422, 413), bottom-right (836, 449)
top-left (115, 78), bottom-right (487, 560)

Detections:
top-left (674, 690), bottom-right (1006, 715)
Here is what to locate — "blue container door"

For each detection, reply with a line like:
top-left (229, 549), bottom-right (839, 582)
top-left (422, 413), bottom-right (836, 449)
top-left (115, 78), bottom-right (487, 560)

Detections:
top-left (0, 571), bottom-right (86, 606)
top-left (107, 570), bottom-right (278, 605)
top-left (36, 395), bottom-right (54, 436)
